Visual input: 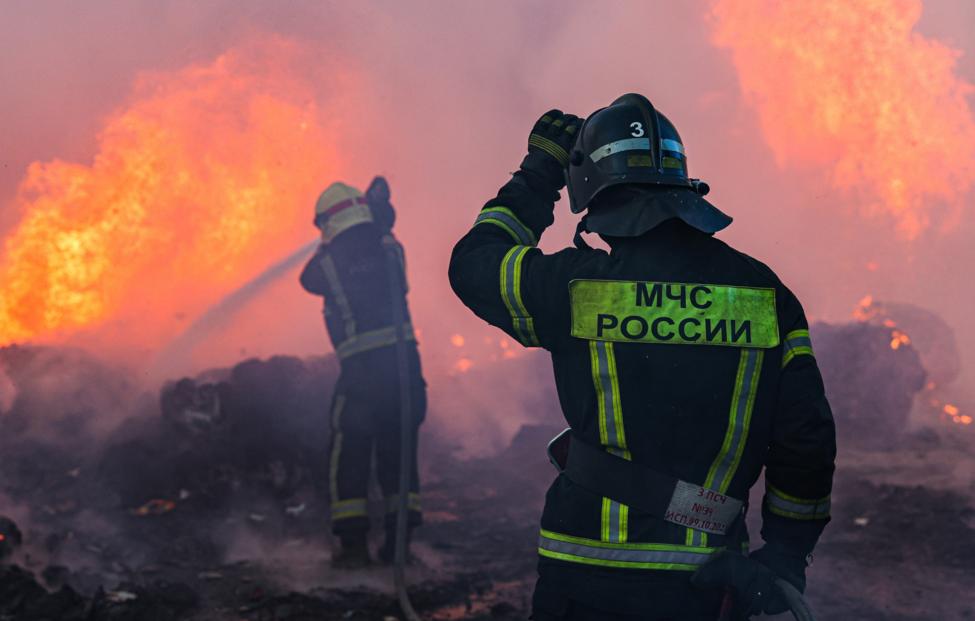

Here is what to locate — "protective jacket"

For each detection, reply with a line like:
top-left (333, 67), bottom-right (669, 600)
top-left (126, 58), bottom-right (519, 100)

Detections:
top-left (449, 174), bottom-right (836, 615)
top-left (301, 221), bottom-right (425, 534)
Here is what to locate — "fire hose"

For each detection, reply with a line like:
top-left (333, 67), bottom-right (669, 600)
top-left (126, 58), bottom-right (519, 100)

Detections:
top-left (773, 579), bottom-right (816, 621)
top-left (717, 573), bottom-right (817, 621)
top-left (384, 237), bottom-right (422, 621)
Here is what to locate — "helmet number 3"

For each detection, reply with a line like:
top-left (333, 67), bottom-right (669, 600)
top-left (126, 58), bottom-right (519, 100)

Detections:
top-left (630, 122), bottom-right (645, 137)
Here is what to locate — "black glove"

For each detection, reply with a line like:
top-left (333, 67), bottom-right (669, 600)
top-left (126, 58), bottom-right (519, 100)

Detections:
top-left (365, 175), bottom-right (396, 231)
top-left (692, 546), bottom-right (807, 618)
top-left (519, 109), bottom-right (582, 196)
top-left (749, 544), bottom-right (808, 614)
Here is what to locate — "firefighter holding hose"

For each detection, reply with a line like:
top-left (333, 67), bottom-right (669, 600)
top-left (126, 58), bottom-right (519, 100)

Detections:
top-left (449, 95), bottom-right (836, 619)
top-left (300, 177), bottom-right (425, 568)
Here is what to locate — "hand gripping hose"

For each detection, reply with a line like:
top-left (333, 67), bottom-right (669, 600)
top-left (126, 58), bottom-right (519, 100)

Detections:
top-left (383, 238), bottom-right (422, 621)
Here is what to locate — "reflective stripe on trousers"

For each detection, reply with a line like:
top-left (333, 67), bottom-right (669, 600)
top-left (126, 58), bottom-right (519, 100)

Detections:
top-left (329, 393), bottom-right (366, 522)
top-left (539, 529), bottom-right (720, 571)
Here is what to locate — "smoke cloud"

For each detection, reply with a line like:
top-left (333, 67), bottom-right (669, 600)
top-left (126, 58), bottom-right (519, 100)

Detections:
top-left (1, 1), bottom-right (974, 449)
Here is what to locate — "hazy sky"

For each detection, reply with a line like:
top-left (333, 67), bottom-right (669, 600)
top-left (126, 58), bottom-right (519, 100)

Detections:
top-left (1, 1), bottom-right (973, 389)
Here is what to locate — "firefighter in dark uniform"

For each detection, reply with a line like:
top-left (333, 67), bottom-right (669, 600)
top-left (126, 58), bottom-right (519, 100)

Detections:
top-left (449, 95), bottom-right (836, 619)
top-left (300, 177), bottom-right (425, 568)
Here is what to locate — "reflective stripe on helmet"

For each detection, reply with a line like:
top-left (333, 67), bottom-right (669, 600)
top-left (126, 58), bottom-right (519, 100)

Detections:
top-left (500, 246), bottom-right (539, 347)
top-left (334, 323), bottom-right (415, 360)
top-left (660, 138), bottom-right (685, 155)
top-left (319, 202), bottom-right (373, 243)
top-left (589, 137), bottom-right (652, 163)
top-left (474, 207), bottom-right (537, 246)
top-left (538, 529), bottom-right (720, 571)
top-left (765, 483), bottom-right (831, 520)
top-left (781, 329), bottom-right (814, 369)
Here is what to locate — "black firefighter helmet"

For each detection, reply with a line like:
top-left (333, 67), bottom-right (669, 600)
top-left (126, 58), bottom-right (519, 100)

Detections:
top-left (567, 93), bottom-right (731, 237)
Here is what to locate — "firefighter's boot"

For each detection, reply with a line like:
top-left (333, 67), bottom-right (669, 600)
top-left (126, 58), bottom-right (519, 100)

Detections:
top-left (331, 532), bottom-right (371, 569)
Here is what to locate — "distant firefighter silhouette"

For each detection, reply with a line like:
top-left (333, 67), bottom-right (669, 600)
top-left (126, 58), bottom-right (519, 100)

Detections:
top-left (300, 177), bottom-right (425, 568)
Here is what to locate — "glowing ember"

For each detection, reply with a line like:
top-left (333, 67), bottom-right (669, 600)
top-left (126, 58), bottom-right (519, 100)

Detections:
top-left (890, 330), bottom-right (911, 350)
top-left (131, 498), bottom-right (176, 516)
top-left (853, 296), bottom-right (876, 321)
top-left (942, 404), bottom-right (972, 426)
top-left (450, 334), bottom-right (466, 348)
top-left (0, 38), bottom-right (351, 349)
top-left (711, 0), bottom-right (975, 238)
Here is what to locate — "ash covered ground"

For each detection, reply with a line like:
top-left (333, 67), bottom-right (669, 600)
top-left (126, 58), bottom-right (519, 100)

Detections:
top-left (1, 307), bottom-right (974, 621)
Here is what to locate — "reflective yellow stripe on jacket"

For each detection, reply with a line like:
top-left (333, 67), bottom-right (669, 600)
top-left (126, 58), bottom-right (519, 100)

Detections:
top-left (500, 246), bottom-right (540, 347)
top-left (686, 348), bottom-right (763, 547)
top-left (765, 483), bottom-right (831, 520)
top-left (782, 329), bottom-right (814, 369)
top-left (589, 340), bottom-right (630, 543)
top-left (538, 529), bottom-right (721, 571)
top-left (334, 323), bottom-right (415, 360)
top-left (475, 207), bottom-right (537, 247)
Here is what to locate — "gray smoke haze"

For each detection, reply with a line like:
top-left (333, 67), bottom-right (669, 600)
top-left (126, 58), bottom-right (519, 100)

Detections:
top-left (2, 1), bottom-right (974, 448)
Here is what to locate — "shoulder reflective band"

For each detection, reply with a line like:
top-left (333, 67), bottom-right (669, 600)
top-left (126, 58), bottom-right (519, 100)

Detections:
top-left (335, 323), bottom-right (415, 360)
top-left (765, 483), bottom-right (831, 520)
top-left (500, 246), bottom-right (540, 347)
top-left (539, 529), bottom-right (721, 571)
top-left (331, 497), bottom-right (368, 521)
top-left (569, 279), bottom-right (779, 348)
top-left (474, 207), bottom-right (537, 247)
top-left (781, 329), bottom-right (814, 368)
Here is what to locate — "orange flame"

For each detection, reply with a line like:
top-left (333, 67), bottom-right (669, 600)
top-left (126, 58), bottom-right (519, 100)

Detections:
top-left (0, 38), bottom-right (353, 350)
top-left (711, 0), bottom-right (975, 238)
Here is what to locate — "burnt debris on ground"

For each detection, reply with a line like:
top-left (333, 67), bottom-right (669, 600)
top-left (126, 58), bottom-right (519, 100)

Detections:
top-left (1, 308), bottom-right (974, 620)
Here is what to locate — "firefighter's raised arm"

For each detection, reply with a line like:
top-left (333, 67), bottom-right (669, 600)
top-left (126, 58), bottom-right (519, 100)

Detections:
top-left (449, 110), bottom-right (581, 348)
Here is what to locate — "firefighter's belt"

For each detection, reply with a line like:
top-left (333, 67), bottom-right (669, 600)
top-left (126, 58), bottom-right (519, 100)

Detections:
top-left (564, 435), bottom-right (744, 535)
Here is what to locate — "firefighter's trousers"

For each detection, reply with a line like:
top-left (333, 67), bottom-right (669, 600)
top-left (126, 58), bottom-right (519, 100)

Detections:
top-left (328, 371), bottom-right (425, 536)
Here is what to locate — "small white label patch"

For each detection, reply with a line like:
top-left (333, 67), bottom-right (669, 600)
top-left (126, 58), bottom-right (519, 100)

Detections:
top-left (664, 480), bottom-right (743, 535)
